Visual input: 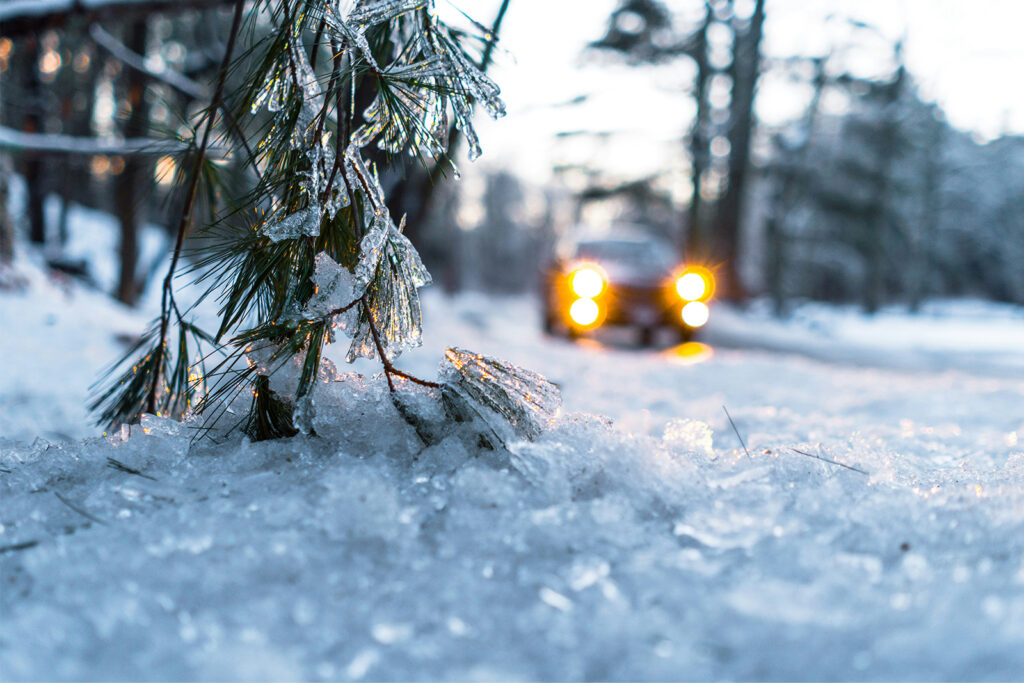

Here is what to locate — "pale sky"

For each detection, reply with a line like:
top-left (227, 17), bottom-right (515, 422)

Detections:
top-left (449, 0), bottom-right (1024, 186)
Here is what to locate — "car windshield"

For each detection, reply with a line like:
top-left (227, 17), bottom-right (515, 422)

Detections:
top-left (575, 240), bottom-right (674, 270)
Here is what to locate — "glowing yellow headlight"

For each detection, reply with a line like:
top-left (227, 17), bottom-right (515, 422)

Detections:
top-left (569, 298), bottom-right (600, 326)
top-left (676, 272), bottom-right (707, 300)
top-left (571, 267), bottom-right (605, 299)
top-left (681, 301), bottom-right (710, 328)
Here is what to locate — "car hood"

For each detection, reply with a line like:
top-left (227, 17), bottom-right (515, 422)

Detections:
top-left (599, 260), bottom-right (674, 288)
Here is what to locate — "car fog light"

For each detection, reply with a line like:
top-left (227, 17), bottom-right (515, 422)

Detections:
top-left (569, 298), bottom-right (600, 326)
top-left (681, 301), bottom-right (709, 328)
top-left (571, 267), bottom-right (605, 298)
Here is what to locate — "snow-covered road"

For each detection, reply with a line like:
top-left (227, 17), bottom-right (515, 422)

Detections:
top-left (3, 264), bottom-right (1024, 680)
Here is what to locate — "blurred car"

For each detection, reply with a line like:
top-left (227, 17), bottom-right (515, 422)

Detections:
top-left (542, 235), bottom-right (714, 345)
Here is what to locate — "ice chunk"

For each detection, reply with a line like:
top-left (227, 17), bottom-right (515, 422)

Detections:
top-left (662, 418), bottom-right (714, 457)
top-left (304, 252), bottom-right (361, 321)
top-left (439, 348), bottom-right (561, 442)
top-left (260, 206), bottom-right (321, 243)
top-left (346, 0), bottom-right (426, 28)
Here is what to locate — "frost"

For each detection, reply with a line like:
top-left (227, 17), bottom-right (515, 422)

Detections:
top-left (259, 206), bottom-right (321, 243)
top-left (440, 347), bottom-right (561, 441)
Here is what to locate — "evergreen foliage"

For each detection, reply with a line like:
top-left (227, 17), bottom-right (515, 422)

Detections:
top-left (91, 0), bottom-right (532, 440)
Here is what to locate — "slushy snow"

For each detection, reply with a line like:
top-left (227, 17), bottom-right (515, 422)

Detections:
top-left (4, 256), bottom-right (1024, 680)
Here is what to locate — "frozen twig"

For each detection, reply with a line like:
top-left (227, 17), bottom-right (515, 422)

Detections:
top-left (361, 296), bottom-right (441, 392)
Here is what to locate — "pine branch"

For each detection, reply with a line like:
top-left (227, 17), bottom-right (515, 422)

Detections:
top-left (147, 0), bottom-right (247, 415)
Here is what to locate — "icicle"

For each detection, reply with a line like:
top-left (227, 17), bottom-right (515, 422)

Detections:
top-left (346, 0), bottom-right (426, 28)
top-left (439, 348), bottom-right (562, 442)
top-left (346, 214), bottom-right (432, 362)
top-left (293, 391), bottom-right (315, 435)
top-left (260, 206), bottom-right (322, 243)
top-left (343, 144), bottom-right (387, 215)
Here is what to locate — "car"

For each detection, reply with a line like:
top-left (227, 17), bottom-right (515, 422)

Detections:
top-left (542, 234), bottom-right (714, 346)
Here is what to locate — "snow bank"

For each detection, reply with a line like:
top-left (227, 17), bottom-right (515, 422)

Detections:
top-left (3, 362), bottom-right (1024, 680)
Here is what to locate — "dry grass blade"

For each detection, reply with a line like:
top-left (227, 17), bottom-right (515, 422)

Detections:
top-left (790, 448), bottom-right (868, 475)
top-left (723, 405), bottom-right (750, 456)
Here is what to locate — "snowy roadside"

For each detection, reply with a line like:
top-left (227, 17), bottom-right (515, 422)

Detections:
top-left (4, 252), bottom-right (1024, 679)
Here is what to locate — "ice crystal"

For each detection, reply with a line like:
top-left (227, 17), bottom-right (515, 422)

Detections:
top-left (260, 206), bottom-right (321, 243)
top-left (440, 347), bottom-right (562, 441)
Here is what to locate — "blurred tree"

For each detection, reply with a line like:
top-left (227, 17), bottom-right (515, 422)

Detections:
top-left (713, 0), bottom-right (765, 300)
top-left (114, 19), bottom-right (152, 304)
top-left (591, 0), bottom-right (766, 300)
top-left (590, 0), bottom-right (713, 256)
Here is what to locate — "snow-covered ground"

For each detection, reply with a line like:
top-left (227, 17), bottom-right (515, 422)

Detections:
top-left (4, 235), bottom-right (1024, 679)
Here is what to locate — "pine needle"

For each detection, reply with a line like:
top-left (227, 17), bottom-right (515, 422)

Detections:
top-left (54, 492), bottom-right (108, 526)
top-left (789, 448), bottom-right (868, 475)
top-left (722, 405), bottom-right (749, 456)
top-left (106, 457), bottom-right (158, 481)
top-left (0, 540), bottom-right (38, 555)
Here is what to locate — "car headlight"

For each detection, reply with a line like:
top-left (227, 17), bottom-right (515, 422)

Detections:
top-left (681, 301), bottom-right (710, 327)
top-left (571, 267), bottom-right (605, 299)
top-left (675, 267), bottom-right (714, 301)
top-left (569, 298), bottom-right (600, 326)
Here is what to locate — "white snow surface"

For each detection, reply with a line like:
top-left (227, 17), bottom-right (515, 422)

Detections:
top-left (4, 255), bottom-right (1024, 679)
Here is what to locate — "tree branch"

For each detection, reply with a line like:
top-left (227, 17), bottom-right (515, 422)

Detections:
top-left (147, 0), bottom-right (246, 414)
top-left (0, 124), bottom-right (202, 156)
top-left (89, 23), bottom-right (208, 100)
top-left (0, 0), bottom-right (238, 37)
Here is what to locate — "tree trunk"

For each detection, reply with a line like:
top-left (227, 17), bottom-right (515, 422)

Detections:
top-left (0, 153), bottom-right (13, 262)
top-left (116, 20), bottom-right (152, 305)
top-left (20, 36), bottom-right (47, 245)
top-left (713, 0), bottom-right (766, 300)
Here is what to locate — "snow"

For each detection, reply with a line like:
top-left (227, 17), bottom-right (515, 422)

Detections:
top-left (5, 238), bottom-right (1024, 678)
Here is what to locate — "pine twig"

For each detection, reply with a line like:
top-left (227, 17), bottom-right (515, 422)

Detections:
top-left (361, 295), bottom-right (441, 392)
top-left (147, 0), bottom-right (246, 415)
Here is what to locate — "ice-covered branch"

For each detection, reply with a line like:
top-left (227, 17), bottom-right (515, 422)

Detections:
top-left (89, 23), bottom-right (208, 100)
top-left (0, 124), bottom-right (194, 156)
